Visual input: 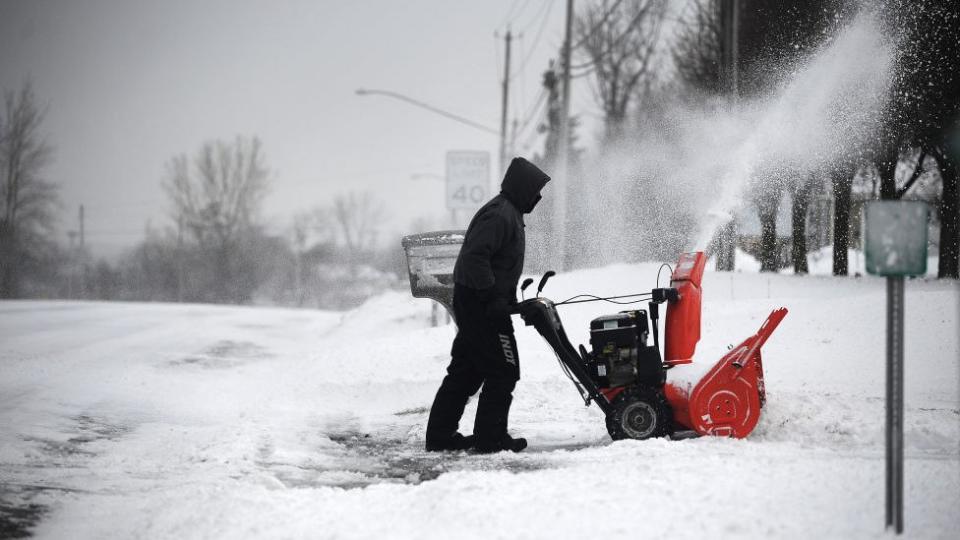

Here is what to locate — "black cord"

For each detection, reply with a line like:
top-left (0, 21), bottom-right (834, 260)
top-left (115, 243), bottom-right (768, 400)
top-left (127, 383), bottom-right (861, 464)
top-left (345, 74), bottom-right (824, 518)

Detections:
top-left (555, 354), bottom-right (588, 402)
top-left (656, 263), bottom-right (674, 288)
top-left (556, 293), bottom-right (652, 306)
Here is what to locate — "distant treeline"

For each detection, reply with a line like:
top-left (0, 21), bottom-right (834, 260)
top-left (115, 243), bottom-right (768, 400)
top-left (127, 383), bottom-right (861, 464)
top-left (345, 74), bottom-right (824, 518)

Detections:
top-left (3, 0), bottom-right (959, 309)
top-left (0, 103), bottom-right (405, 307)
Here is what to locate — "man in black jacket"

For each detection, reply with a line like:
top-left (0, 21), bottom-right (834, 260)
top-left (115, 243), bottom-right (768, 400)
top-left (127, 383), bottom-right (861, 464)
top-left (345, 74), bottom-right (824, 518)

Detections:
top-left (425, 157), bottom-right (550, 453)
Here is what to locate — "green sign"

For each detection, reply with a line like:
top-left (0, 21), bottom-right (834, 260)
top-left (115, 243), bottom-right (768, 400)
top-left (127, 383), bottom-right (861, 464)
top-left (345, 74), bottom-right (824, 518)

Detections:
top-left (864, 201), bottom-right (929, 277)
top-left (949, 127), bottom-right (960, 163)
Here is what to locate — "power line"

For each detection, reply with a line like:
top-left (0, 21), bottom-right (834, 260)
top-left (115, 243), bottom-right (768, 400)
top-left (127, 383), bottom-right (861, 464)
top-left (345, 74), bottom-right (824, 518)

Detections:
top-left (516, 0), bottom-right (552, 35)
top-left (526, 0), bottom-right (625, 89)
top-left (517, 119), bottom-right (543, 153)
top-left (510, 0), bottom-right (556, 79)
top-left (569, 0), bottom-right (650, 71)
top-left (514, 87), bottom-right (548, 141)
top-left (498, 0), bottom-right (553, 144)
top-left (79, 200), bottom-right (165, 209)
top-left (81, 230), bottom-right (151, 237)
top-left (514, 33), bottom-right (526, 121)
top-left (570, 0), bottom-right (625, 50)
top-left (493, 31), bottom-right (503, 84)
top-left (498, 0), bottom-right (530, 29)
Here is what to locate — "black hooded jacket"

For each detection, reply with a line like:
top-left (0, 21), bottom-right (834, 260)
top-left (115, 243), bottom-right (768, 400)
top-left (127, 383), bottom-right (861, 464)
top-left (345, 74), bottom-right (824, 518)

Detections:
top-left (453, 157), bottom-right (550, 302)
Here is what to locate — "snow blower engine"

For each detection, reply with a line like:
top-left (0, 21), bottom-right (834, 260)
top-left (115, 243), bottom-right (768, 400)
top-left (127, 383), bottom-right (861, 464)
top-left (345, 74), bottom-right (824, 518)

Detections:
top-left (401, 232), bottom-right (787, 441)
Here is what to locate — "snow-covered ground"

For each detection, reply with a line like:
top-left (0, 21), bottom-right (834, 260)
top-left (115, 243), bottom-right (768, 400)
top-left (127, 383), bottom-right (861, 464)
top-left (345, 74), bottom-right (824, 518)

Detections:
top-left (1, 265), bottom-right (957, 539)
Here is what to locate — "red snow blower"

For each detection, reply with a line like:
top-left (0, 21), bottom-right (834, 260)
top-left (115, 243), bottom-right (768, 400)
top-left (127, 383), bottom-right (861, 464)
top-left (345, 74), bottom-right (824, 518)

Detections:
top-left (512, 252), bottom-right (788, 439)
top-left (402, 233), bottom-right (787, 440)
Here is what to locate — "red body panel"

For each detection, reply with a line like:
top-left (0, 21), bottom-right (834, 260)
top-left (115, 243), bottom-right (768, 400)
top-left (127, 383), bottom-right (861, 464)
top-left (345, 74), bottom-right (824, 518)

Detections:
top-left (664, 252), bottom-right (707, 366)
top-left (601, 387), bottom-right (626, 403)
top-left (663, 382), bottom-right (692, 430)
top-left (666, 307), bottom-right (788, 437)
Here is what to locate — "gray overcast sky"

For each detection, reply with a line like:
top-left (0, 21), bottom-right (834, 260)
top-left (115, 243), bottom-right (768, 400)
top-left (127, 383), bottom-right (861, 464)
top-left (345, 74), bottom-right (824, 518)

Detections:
top-left (0, 0), bottom-right (599, 256)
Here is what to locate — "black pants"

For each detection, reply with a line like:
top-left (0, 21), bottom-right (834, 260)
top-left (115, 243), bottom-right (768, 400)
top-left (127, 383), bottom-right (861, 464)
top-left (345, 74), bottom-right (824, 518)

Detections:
top-left (426, 284), bottom-right (520, 444)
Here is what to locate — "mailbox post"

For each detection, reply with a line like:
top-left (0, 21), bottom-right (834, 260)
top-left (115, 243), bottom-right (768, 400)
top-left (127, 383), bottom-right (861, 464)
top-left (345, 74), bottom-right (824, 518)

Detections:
top-left (863, 200), bottom-right (929, 535)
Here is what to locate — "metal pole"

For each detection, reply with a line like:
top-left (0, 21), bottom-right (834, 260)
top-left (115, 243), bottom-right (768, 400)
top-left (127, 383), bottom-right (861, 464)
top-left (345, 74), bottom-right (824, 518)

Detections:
top-left (730, 0), bottom-right (739, 96)
top-left (177, 214), bottom-right (184, 303)
top-left (886, 275), bottom-right (905, 534)
top-left (554, 0), bottom-right (574, 271)
top-left (499, 29), bottom-right (512, 175)
top-left (78, 204), bottom-right (86, 298)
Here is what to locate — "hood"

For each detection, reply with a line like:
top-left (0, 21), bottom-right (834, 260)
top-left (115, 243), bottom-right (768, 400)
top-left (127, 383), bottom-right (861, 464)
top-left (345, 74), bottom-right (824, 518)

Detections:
top-left (500, 157), bottom-right (551, 213)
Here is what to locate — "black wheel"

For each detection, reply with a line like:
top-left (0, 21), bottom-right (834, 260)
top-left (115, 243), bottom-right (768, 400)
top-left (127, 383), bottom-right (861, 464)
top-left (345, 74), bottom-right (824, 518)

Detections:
top-left (605, 385), bottom-right (671, 441)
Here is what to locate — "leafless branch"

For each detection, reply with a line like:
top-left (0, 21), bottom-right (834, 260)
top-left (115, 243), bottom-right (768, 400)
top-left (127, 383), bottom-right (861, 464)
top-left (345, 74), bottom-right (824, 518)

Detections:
top-left (163, 136), bottom-right (268, 246)
top-left (573, 0), bottom-right (667, 138)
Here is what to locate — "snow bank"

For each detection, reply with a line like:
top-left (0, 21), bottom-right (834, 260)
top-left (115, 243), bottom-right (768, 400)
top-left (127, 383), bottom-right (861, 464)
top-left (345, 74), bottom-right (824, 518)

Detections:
top-left (0, 264), bottom-right (957, 539)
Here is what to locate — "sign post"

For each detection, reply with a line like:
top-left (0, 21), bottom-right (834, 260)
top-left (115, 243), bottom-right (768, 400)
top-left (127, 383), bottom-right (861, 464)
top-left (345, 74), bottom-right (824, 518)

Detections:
top-left (863, 200), bottom-right (929, 535)
top-left (445, 150), bottom-right (490, 226)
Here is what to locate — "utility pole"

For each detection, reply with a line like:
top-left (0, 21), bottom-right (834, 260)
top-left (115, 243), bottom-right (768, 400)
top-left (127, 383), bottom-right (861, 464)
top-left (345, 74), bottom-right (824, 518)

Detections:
top-left (499, 29), bottom-right (513, 176)
top-left (553, 0), bottom-right (574, 271)
top-left (79, 204), bottom-right (85, 248)
top-left (720, 0), bottom-right (739, 97)
top-left (177, 214), bottom-right (184, 303)
top-left (66, 230), bottom-right (76, 299)
top-left (78, 204), bottom-right (86, 298)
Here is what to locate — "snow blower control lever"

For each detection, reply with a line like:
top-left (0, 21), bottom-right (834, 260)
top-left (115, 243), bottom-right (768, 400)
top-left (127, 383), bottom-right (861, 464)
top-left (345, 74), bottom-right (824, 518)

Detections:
top-left (512, 251), bottom-right (788, 441)
top-left (536, 271), bottom-right (555, 296)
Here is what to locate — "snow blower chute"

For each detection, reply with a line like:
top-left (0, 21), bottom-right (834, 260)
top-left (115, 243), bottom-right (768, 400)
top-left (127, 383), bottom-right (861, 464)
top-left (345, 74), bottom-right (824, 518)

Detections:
top-left (401, 232), bottom-right (787, 440)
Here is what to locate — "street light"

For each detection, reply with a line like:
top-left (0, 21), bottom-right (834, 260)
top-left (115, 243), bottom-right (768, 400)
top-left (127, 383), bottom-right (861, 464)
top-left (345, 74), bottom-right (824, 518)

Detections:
top-left (357, 89), bottom-right (496, 230)
top-left (354, 88), bottom-right (499, 136)
top-left (410, 172), bottom-right (444, 181)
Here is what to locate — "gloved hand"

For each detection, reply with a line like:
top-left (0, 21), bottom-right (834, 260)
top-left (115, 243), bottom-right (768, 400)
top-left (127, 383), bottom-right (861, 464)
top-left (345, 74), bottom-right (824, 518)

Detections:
top-left (485, 296), bottom-right (512, 320)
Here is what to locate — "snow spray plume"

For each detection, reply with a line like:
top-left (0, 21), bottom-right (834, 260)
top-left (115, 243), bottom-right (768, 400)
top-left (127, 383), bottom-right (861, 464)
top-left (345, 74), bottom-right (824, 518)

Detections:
top-left (691, 12), bottom-right (894, 250)
top-left (561, 12), bottom-right (892, 267)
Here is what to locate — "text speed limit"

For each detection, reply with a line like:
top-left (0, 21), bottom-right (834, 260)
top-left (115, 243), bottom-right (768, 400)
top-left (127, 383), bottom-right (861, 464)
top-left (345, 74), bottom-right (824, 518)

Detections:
top-left (446, 150), bottom-right (490, 210)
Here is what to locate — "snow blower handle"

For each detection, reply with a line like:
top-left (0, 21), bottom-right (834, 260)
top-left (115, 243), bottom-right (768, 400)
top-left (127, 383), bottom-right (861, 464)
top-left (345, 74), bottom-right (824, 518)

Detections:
top-left (537, 271), bottom-right (556, 296)
top-left (520, 278), bottom-right (535, 300)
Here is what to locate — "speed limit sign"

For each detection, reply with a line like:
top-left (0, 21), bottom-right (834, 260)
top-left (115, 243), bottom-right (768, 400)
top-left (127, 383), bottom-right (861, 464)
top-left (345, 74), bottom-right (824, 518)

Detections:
top-left (446, 150), bottom-right (490, 210)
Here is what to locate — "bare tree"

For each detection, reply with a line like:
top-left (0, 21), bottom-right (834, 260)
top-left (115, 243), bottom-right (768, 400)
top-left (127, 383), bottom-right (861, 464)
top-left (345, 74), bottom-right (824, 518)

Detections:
top-left (0, 82), bottom-right (57, 298)
top-left (791, 172), bottom-right (818, 274)
top-left (831, 163), bottom-right (854, 276)
top-left (672, 0), bottom-right (722, 94)
top-left (574, 0), bottom-right (667, 141)
top-left (932, 146), bottom-right (959, 279)
top-left (751, 174), bottom-right (785, 272)
top-left (331, 191), bottom-right (385, 260)
top-left (163, 136), bottom-right (269, 303)
top-left (165, 136), bottom-right (268, 245)
top-left (289, 209), bottom-right (335, 307)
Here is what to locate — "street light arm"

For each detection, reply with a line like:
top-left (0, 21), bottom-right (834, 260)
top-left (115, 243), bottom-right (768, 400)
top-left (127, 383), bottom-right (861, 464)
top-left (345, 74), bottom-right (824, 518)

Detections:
top-left (355, 88), bottom-right (499, 136)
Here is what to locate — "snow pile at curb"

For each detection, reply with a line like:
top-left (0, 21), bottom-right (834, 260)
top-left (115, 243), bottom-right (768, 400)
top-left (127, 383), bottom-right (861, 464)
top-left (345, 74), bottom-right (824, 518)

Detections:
top-left (0, 266), bottom-right (957, 539)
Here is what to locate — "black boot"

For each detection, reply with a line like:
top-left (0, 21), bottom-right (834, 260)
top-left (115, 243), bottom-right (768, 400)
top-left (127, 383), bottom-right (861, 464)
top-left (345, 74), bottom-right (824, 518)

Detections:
top-left (425, 432), bottom-right (476, 452)
top-left (474, 432), bottom-right (527, 453)
top-left (426, 356), bottom-right (485, 452)
top-left (473, 385), bottom-right (526, 453)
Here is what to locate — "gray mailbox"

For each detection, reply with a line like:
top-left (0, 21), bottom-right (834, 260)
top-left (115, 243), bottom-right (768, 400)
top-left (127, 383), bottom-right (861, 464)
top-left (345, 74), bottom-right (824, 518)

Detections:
top-left (401, 230), bottom-right (466, 323)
